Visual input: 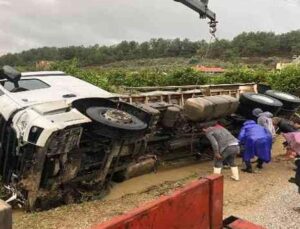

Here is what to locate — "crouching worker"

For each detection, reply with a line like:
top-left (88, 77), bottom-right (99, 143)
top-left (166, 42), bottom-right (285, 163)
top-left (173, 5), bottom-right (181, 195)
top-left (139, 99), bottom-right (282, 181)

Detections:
top-left (283, 132), bottom-right (300, 193)
top-left (238, 120), bottom-right (272, 173)
top-left (273, 117), bottom-right (300, 133)
top-left (252, 108), bottom-right (276, 139)
top-left (288, 157), bottom-right (300, 212)
top-left (283, 132), bottom-right (300, 159)
top-left (288, 155), bottom-right (300, 198)
top-left (294, 158), bottom-right (300, 198)
top-left (203, 124), bottom-right (240, 181)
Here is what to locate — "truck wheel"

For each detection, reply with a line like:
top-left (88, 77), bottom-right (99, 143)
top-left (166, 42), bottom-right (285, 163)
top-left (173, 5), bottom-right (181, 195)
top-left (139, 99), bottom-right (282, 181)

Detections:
top-left (238, 93), bottom-right (283, 118)
top-left (86, 107), bottom-right (147, 139)
top-left (277, 108), bottom-right (299, 119)
top-left (265, 90), bottom-right (300, 110)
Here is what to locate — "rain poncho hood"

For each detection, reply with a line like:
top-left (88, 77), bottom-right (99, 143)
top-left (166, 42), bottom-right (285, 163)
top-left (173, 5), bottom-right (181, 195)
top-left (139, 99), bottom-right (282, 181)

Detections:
top-left (257, 112), bottom-right (276, 137)
top-left (259, 112), bottom-right (273, 118)
top-left (238, 120), bottom-right (272, 162)
top-left (252, 108), bottom-right (273, 119)
top-left (252, 108), bottom-right (263, 118)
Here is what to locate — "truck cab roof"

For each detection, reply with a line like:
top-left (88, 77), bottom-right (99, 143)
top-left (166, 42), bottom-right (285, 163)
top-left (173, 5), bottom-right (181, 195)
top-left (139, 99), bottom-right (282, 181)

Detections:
top-left (0, 71), bottom-right (114, 107)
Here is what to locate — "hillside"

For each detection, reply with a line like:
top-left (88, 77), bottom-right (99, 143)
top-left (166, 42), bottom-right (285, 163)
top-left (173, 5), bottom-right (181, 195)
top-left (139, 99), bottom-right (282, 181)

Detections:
top-left (0, 30), bottom-right (299, 68)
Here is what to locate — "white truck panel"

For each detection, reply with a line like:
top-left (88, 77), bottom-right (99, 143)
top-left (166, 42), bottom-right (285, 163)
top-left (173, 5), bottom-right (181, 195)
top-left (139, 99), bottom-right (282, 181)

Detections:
top-left (0, 94), bottom-right (21, 120)
top-left (12, 100), bottom-right (91, 147)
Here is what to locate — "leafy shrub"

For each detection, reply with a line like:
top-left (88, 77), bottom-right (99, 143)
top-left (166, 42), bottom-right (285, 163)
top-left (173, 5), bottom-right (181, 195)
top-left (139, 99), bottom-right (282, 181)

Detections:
top-left (165, 68), bottom-right (208, 85)
top-left (268, 65), bottom-right (300, 93)
top-left (188, 57), bottom-right (199, 64)
top-left (50, 59), bottom-right (111, 91)
top-left (221, 67), bottom-right (268, 84)
top-left (50, 59), bottom-right (300, 94)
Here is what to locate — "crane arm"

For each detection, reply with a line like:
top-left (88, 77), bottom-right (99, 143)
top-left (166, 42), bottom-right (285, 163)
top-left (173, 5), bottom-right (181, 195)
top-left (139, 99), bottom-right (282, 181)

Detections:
top-left (174, 0), bottom-right (217, 36)
top-left (174, 0), bottom-right (216, 20)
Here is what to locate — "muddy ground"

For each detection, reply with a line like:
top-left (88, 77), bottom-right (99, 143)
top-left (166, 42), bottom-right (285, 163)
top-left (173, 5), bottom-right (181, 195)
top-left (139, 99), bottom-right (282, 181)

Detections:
top-left (13, 137), bottom-right (297, 229)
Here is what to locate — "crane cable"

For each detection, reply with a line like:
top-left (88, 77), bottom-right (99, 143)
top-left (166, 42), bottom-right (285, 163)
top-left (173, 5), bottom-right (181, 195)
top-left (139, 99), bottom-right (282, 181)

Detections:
top-left (193, 3), bottom-right (219, 86)
top-left (202, 19), bottom-right (218, 60)
top-left (195, 19), bottom-right (218, 86)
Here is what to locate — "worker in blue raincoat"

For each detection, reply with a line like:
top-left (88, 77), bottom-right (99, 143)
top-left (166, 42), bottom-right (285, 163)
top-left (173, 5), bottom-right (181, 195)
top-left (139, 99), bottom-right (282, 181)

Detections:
top-left (238, 120), bottom-right (273, 173)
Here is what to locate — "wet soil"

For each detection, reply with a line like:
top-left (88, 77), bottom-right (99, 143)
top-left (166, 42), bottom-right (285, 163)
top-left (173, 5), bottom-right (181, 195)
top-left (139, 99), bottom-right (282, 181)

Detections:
top-left (13, 136), bottom-right (295, 229)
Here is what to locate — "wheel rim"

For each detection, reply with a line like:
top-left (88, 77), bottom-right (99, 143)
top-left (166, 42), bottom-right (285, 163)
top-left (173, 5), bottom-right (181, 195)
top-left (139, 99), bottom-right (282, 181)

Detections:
top-left (251, 94), bottom-right (275, 104)
top-left (102, 109), bottom-right (133, 124)
top-left (274, 92), bottom-right (297, 100)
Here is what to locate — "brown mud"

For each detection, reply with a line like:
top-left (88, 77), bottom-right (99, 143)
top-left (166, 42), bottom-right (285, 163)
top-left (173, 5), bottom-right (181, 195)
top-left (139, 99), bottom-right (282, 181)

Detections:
top-left (13, 136), bottom-right (294, 229)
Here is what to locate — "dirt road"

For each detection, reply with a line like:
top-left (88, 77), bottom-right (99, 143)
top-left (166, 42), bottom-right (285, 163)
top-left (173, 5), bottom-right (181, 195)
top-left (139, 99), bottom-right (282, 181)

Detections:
top-left (14, 137), bottom-right (298, 229)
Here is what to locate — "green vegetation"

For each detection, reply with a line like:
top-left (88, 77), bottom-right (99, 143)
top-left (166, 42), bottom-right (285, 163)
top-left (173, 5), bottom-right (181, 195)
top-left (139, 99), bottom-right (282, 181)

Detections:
top-left (268, 66), bottom-right (300, 93)
top-left (1, 30), bottom-right (299, 67)
top-left (1, 29), bottom-right (299, 93)
top-left (50, 59), bottom-right (300, 94)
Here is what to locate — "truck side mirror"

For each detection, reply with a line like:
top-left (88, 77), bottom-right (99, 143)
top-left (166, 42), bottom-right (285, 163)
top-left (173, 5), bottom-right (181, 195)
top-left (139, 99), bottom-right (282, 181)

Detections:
top-left (1, 66), bottom-right (21, 87)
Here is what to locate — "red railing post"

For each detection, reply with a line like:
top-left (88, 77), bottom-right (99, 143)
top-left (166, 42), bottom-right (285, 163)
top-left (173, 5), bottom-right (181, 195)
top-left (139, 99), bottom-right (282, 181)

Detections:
top-left (205, 175), bottom-right (224, 229)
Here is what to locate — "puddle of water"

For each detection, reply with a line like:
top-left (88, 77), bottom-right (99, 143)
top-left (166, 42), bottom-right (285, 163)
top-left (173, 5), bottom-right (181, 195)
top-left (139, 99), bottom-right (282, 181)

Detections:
top-left (105, 159), bottom-right (213, 200)
top-left (12, 158), bottom-right (213, 215)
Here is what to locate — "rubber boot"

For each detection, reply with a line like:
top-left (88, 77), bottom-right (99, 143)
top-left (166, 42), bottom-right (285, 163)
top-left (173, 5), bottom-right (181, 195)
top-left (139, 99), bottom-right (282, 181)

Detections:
top-left (256, 159), bottom-right (264, 169)
top-left (230, 167), bottom-right (240, 181)
top-left (242, 161), bottom-right (253, 173)
top-left (213, 167), bottom-right (222, 174)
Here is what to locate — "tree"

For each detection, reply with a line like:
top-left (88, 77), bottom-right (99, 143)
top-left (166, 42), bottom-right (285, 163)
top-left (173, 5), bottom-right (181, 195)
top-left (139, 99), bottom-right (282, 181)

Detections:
top-left (0, 30), bottom-right (299, 67)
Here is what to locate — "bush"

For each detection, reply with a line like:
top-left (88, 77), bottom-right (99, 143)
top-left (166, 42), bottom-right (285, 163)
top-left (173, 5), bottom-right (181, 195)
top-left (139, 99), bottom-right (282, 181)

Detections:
top-left (49, 59), bottom-right (300, 94)
top-left (50, 59), bottom-right (112, 91)
top-left (188, 57), bottom-right (199, 64)
top-left (106, 68), bottom-right (208, 88)
top-left (268, 65), bottom-right (300, 93)
top-left (222, 67), bottom-right (268, 84)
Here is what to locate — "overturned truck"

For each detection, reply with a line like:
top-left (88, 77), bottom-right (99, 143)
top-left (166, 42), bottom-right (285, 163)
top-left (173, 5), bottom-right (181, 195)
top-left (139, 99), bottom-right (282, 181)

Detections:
top-left (0, 66), bottom-right (299, 210)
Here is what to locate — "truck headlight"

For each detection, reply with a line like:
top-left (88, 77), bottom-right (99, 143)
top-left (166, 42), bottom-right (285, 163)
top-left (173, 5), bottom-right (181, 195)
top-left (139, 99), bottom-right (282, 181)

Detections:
top-left (28, 126), bottom-right (44, 144)
top-left (16, 112), bottom-right (29, 134)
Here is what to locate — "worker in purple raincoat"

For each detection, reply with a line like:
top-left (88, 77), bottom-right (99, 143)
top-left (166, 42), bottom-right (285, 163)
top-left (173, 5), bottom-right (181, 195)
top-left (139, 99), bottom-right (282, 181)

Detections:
top-left (283, 132), bottom-right (300, 195)
top-left (238, 120), bottom-right (273, 173)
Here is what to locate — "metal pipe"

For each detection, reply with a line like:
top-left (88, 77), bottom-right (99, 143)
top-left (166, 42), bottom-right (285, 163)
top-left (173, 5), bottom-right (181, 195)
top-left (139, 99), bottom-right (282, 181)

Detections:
top-left (168, 138), bottom-right (199, 150)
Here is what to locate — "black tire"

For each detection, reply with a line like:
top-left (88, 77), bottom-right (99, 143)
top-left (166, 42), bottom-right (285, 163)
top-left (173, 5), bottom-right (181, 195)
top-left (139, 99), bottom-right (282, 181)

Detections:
top-left (277, 108), bottom-right (298, 119)
top-left (237, 93), bottom-right (283, 118)
top-left (86, 107), bottom-right (147, 140)
top-left (265, 90), bottom-right (300, 110)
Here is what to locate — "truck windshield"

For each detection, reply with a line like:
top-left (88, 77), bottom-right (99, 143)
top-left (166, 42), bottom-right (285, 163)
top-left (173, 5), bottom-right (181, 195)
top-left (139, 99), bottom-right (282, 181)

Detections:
top-left (1, 79), bottom-right (50, 92)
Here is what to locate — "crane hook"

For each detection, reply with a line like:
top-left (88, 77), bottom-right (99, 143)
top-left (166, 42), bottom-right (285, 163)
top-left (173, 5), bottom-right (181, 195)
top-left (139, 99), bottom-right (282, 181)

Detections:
top-left (208, 19), bottom-right (218, 40)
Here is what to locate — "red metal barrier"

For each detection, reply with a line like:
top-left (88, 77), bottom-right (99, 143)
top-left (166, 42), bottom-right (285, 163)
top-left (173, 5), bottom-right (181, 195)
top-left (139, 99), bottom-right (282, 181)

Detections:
top-left (207, 175), bottom-right (223, 229)
top-left (92, 175), bottom-right (223, 229)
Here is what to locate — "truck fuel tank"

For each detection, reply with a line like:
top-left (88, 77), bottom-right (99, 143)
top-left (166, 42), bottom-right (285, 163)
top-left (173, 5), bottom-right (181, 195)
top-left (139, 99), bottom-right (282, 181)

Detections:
top-left (183, 95), bottom-right (239, 122)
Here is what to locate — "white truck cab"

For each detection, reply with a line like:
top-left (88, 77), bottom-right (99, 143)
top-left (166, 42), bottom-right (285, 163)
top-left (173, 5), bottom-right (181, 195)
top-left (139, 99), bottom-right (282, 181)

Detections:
top-left (0, 66), bottom-right (149, 210)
